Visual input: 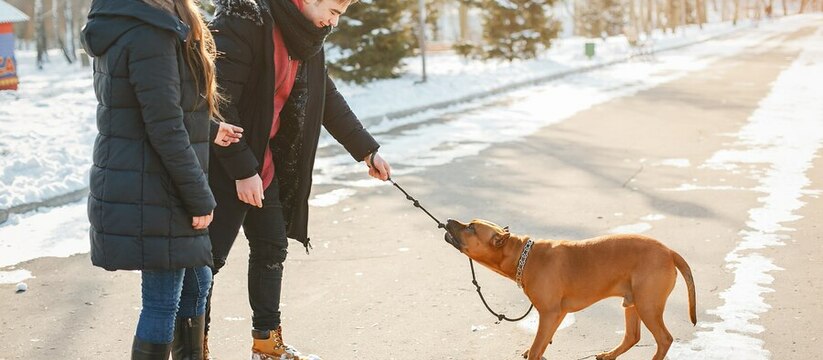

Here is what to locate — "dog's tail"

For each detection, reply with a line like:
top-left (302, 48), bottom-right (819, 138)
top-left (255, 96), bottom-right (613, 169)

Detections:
top-left (672, 251), bottom-right (697, 325)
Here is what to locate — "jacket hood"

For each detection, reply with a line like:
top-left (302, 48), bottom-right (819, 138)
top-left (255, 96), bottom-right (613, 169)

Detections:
top-left (81, 0), bottom-right (190, 57)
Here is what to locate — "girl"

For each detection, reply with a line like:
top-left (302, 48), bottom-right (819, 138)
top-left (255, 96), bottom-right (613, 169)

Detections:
top-left (81, 0), bottom-right (241, 358)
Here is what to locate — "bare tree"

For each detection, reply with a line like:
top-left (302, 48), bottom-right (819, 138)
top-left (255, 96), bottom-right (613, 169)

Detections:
top-left (65, 0), bottom-right (77, 62)
top-left (626, 0), bottom-right (642, 36)
top-left (458, 1), bottom-right (469, 41)
top-left (51, 0), bottom-right (74, 63)
top-left (696, 0), bottom-right (707, 27)
top-left (799, 0), bottom-right (810, 12)
top-left (732, 0), bottom-right (740, 24)
top-left (35, 0), bottom-right (47, 69)
top-left (668, 0), bottom-right (677, 32)
top-left (721, 0), bottom-right (729, 20)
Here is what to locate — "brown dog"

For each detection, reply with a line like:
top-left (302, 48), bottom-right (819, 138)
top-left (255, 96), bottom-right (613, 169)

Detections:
top-left (444, 219), bottom-right (696, 360)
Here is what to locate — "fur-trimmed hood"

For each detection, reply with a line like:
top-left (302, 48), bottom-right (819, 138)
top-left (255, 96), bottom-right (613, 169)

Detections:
top-left (213, 0), bottom-right (265, 25)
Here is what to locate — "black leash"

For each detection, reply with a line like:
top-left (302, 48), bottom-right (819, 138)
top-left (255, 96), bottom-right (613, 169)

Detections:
top-left (371, 154), bottom-right (533, 323)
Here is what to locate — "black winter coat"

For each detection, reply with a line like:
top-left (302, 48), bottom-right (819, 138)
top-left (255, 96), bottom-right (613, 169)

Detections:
top-left (82, 0), bottom-right (216, 271)
top-left (210, 0), bottom-right (379, 249)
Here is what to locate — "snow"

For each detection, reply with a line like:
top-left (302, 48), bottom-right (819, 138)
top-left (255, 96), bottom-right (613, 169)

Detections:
top-left (519, 312), bottom-right (576, 334)
top-left (658, 158), bottom-right (692, 167)
top-left (0, 269), bottom-right (32, 284)
top-left (0, 52), bottom-right (96, 210)
top-left (0, 200), bottom-right (89, 283)
top-left (608, 222), bottom-right (652, 234)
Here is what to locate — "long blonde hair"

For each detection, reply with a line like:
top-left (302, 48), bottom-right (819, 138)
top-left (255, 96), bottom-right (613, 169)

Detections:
top-left (173, 0), bottom-right (224, 121)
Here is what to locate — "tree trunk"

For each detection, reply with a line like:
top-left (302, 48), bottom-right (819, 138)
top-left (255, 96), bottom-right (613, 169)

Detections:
top-left (733, 0), bottom-right (740, 25)
top-left (668, 0), bottom-right (677, 32)
top-left (629, 0), bottom-right (639, 42)
top-left (52, 0), bottom-right (74, 63)
top-left (799, 0), bottom-right (809, 13)
top-left (722, 0), bottom-right (728, 21)
top-left (35, 0), bottom-right (47, 69)
top-left (638, 0), bottom-right (647, 35)
top-left (52, 0), bottom-right (59, 41)
top-left (65, 0), bottom-right (76, 62)
top-left (458, 1), bottom-right (469, 42)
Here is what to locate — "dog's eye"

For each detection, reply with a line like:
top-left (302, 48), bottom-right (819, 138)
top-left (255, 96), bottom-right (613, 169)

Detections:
top-left (465, 224), bottom-right (474, 232)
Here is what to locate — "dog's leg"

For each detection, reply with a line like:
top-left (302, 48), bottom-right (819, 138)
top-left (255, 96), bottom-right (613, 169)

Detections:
top-left (637, 303), bottom-right (673, 360)
top-left (522, 309), bottom-right (566, 360)
top-left (595, 306), bottom-right (640, 360)
top-left (634, 266), bottom-right (677, 360)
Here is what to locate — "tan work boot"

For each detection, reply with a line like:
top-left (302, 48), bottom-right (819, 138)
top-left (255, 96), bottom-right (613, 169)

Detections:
top-left (250, 326), bottom-right (321, 360)
top-left (203, 334), bottom-right (211, 360)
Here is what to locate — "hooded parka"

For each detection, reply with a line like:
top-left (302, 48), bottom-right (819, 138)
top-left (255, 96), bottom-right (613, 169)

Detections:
top-left (82, 0), bottom-right (216, 271)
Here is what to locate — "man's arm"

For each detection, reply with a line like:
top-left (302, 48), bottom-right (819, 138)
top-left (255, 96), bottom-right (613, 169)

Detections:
top-left (209, 15), bottom-right (260, 180)
top-left (322, 74), bottom-right (380, 161)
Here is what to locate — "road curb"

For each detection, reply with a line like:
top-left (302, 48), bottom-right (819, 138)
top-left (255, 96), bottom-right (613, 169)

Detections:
top-left (0, 188), bottom-right (88, 225)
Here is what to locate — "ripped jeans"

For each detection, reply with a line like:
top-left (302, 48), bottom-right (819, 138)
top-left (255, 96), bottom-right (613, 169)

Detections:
top-left (207, 178), bottom-right (289, 332)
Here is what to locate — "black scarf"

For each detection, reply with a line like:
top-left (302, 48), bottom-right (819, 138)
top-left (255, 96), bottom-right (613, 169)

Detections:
top-left (268, 0), bottom-right (332, 61)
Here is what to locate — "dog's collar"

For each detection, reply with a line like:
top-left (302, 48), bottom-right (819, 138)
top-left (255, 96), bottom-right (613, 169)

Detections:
top-left (515, 239), bottom-right (534, 289)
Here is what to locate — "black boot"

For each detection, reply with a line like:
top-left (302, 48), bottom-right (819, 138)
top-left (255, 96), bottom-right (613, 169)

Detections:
top-left (132, 336), bottom-right (172, 360)
top-left (171, 315), bottom-right (206, 360)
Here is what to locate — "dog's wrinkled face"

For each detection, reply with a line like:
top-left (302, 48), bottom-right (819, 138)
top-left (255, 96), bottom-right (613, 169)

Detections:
top-left (445, 219), bottom-right (510, 257)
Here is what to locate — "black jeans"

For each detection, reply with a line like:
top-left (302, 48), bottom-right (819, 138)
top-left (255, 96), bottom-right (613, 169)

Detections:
top-left (206, 173), bottom-right (289, 333)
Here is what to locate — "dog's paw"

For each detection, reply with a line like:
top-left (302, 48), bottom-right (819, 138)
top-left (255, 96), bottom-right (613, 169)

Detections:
top-left (595, 352), bottom-right (615, 360)
top-left (521, 349), bottom-right (529, 358)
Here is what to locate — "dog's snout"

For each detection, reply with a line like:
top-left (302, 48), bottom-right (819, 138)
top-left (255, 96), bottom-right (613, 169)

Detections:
top-left (443, 219), bottom-right (462, 251)
top-left (445, 219), bottom-right (454, 230)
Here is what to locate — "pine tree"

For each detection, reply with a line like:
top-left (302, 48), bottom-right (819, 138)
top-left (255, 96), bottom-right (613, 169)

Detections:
top-left (327, 0), bottom-right (415, 84)
top-left (480, 0), bottom-right (560, 62)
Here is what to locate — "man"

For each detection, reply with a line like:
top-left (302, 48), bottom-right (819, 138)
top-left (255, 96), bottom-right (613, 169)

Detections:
top-left (207, 0), bottom-right (391, 359)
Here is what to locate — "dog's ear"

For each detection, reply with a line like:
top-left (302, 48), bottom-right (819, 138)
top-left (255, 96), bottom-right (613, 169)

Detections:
top-left (493, 232), bottom-right (511, 248)
top-left (504, 226), bottom-right (510, 232)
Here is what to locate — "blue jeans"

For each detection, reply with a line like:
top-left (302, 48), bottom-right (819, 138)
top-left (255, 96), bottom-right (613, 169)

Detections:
top-left (136, 266), bottom-right (212, 344)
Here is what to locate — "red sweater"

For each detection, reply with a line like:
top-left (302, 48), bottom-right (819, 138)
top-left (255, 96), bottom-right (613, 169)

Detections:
top-left (260, 0), bottom-right (302, 190)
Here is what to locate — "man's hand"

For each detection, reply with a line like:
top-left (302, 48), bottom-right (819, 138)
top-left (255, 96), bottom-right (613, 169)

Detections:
top-left (214, 122), bottom-right (244, 147)
top-left (364, 152), bottom-right (391, 181)
top-left (192, 211), bottom-right (213, 230)
top-left (236, 174), bottom-right (264, 208)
